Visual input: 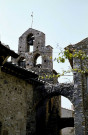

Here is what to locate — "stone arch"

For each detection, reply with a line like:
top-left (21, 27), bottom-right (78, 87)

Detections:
top-left (35, 84), bottom-right (74, 135)
top-left (16, 55), bottom-right (26, 68)
top-left (18, 57), bottom-right (26, 68)
top-left (35, 83), bottom-right (74, 108)
top-left (43, 83), bottom-right (74, 105)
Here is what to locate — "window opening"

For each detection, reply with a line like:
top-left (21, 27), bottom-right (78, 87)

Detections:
top-left (30, 46), bottom-right (33, 52)
top-left (27, 34), bottom-right (34, 52)
top-left (34, 54), bottom-right (42, 68)
top-left (18, 57), bottom-right (26, 68)
top-left (36, 56), bottom-right (42, 65)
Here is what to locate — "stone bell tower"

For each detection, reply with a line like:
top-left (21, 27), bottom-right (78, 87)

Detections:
top-left (15, 28), bottom-right (57, 83)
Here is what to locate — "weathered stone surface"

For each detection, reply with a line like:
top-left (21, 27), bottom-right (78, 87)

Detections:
top-left (66, 38), bottom-right (88, 135)
top-left (0, 71), bottom-right (35, 135)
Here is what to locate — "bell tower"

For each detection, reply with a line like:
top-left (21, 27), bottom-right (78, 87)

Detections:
top-left (15, 28), bottom-right (55, 83)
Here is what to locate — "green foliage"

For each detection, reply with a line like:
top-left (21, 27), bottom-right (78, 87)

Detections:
top-left (73, 50), bottom-right (88, 60)
top-left (40, 48), bottom-right (88, 80)
top-left (55, 48), bottom-right (88, 63)
top-left (64, 49), bottom-right (73, 59)
top-left (54, 49), bottom-right (73, 63)
top-left (55, 48), bottom-right (88, 74)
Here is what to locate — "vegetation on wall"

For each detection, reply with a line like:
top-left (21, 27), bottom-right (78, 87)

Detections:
top-left (39, 46), bottom-right (88, 80)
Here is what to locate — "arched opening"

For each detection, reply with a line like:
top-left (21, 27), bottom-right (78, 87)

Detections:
top-left (45, 96), bottom-right (61, 135)
top-left (36, 96), bottom-right (61, 135)
top-left (34, 54), bottom-right (42, 68)
top-left (61, 96), bottom-right (73, 110)
top-left (26, 33), bottom-right (34, 52)
top-left (18, 57), bottom-right (26, 68)
top-left (36, 56), bottom-right (42, 65)
top-left (36, 94), bottom-right (74, 135)
top-left (35, 81), bottom-right (75, 135)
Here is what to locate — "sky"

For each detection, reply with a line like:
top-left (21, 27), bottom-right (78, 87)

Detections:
top-left (0, 0), bottom-right (88, 109)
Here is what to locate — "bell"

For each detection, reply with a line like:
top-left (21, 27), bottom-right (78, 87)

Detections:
top-left (28, 40), bottom-right (33, 45)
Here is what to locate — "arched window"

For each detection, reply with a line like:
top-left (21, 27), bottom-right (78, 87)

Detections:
top-left (36, 56), bottom-right (42, 65)
top-left (18, 57), bottom-right (26, 68)
top-left (34, 54), bottom-right (42, 68)
top-left (27, 33), bottom-right (34, 52)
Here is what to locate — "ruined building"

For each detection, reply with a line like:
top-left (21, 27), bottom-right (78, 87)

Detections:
top-left (0, 27), bottom-right (88, 135)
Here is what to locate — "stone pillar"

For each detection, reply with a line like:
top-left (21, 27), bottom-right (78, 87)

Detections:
top-left (73, 72), bottom-right (86, 135)
top-left (65, 38), bottom-right (88, 135)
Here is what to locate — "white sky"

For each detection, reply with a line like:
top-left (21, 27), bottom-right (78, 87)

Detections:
top-left (0, 0), bottom-right (88, 109)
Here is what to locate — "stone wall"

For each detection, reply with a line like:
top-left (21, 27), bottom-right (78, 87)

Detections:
top-left (66, 38), bottom-right (88, 135)
top-left (61, 108), bottom-right (74, 118)
top-left (0, 71), bottom-right (34, 135)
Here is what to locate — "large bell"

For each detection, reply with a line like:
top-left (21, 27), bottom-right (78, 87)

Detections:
top-left (28, 39), bottom-right (33, 45)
